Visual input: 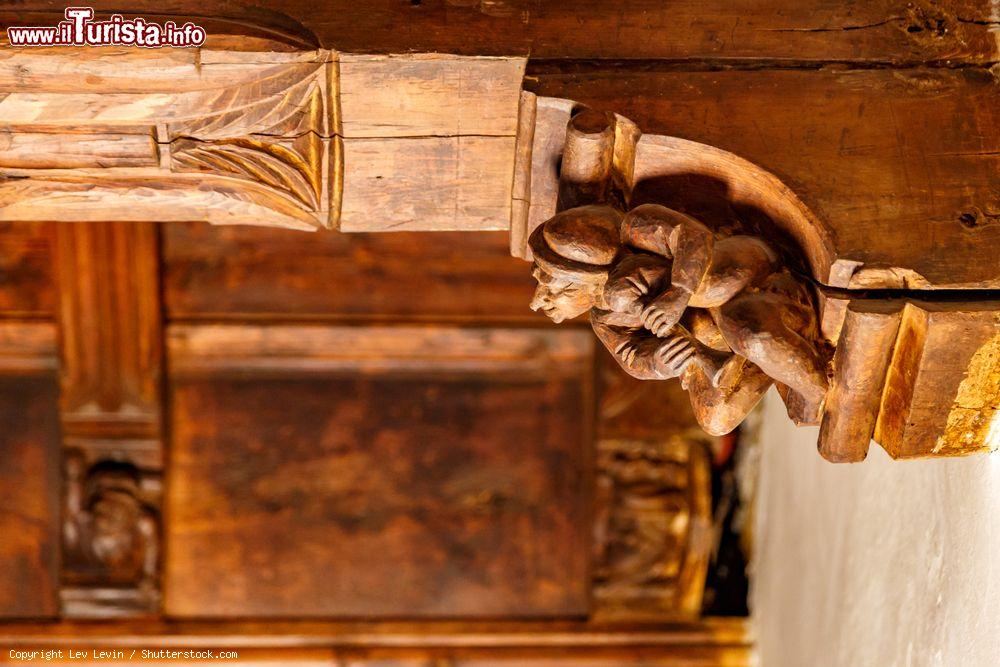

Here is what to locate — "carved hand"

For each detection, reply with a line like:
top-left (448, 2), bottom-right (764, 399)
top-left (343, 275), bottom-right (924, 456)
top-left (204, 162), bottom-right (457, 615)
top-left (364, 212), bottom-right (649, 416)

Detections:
top-left (611, 334), bottom-right (670, 379)
top-left (641, 287), bottom-right (690, 337)
top-left (653, 333), bottom-right (697, 378)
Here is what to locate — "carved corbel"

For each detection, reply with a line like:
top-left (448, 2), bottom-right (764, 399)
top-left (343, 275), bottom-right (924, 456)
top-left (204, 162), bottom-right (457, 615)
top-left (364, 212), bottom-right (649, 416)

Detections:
top-left (61, 443), bottom-right (161, 617)
top-left (519, 102), bottom-right (1000, 462)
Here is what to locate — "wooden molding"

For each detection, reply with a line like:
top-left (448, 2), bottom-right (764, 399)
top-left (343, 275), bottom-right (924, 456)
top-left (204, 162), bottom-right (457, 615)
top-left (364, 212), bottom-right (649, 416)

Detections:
top-left (0, 320), bottom-right (57, 374)
top-left (166, 323), bottom-right (592, 377)
top-left (0, 618), bottom-right (752, 665)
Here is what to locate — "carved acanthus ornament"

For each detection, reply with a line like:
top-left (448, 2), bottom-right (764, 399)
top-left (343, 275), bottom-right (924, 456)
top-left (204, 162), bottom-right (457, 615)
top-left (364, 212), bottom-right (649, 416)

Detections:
top-left (593, 437), bottom-right (711, 620)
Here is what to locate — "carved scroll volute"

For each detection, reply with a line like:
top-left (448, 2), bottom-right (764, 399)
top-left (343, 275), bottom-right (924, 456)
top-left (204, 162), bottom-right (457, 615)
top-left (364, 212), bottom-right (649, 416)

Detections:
top-left (558, 109), bottom-right (619, 210)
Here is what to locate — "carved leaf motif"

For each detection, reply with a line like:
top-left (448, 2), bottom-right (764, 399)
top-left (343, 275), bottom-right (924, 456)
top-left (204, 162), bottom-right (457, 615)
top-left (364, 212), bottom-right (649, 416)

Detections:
top-left (173, 137), bottom-right (322, 211)
top-left (169, 65), bottom-right (328, 140)
top-left (168, 64), bottom-right (328, 216)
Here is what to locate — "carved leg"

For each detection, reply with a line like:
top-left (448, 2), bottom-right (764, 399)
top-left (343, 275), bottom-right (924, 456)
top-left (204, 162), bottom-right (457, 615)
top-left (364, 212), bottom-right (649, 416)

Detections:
top-left (682, 361), bottom-right (773, 436)
top-left (713, 291), bottom-right (829, 421)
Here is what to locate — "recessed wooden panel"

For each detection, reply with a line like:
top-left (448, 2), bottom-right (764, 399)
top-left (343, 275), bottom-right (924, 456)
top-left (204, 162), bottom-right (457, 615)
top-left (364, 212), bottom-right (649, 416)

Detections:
top-left (0, 375), bottom-right (60, 618)
top-left (161, 224), bottom-right (540, 322)
top-left (0, 222), bottom-right (53, 318)
top-left (533, 67), bottom-right (1000, 288)
top-left (165, 326), bottom-right (592, 618)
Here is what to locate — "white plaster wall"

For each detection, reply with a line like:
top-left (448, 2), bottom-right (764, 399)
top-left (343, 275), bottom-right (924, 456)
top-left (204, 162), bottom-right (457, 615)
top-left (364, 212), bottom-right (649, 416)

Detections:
top-left (752, 390), bottom-right (1000, 667)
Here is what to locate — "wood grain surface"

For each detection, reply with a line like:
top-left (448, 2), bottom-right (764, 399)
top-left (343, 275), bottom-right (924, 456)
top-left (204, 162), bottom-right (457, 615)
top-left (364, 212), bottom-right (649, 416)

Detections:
top-left (0, 222), bottom-right (54, 318)
top-left (164, 325), bottom-right (593, 617)
top-left (876, 300), bottom-right (1000, 458)
top-left (0, 375), bottom-right (60, 619)
top-left (531, 67), bottom-right (1000, 289)
top-left (2, 1), bottom-right (996, 62)
top-left (161, 224), bottom-right (541, 322)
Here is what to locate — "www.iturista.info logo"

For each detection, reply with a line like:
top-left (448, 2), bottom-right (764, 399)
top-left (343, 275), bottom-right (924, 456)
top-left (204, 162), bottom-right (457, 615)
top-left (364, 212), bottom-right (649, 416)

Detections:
top-left (7, 7), bottom-right (207, 47)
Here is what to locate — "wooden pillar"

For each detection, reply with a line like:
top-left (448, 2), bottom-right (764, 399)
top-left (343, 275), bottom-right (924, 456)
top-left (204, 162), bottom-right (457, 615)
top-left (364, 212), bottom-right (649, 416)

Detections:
top-left (55, 221), bottom-right (163, 617)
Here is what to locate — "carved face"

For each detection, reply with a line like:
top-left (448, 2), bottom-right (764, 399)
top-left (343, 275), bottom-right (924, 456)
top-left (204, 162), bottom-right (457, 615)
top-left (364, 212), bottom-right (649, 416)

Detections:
top-left (529, 266), bottom-right (600, 323)
top-left (91, 492), bottom-right (139, 567)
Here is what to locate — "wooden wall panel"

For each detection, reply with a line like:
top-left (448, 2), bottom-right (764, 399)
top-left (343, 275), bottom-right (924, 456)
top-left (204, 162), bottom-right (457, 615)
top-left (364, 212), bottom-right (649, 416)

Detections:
top-left (161, 224), bottom-right (540, 322)
top-left (164, 326), bottom-right (593, 618)
top-left (0, 375), bottom-right (61, 619)
top-left (0, 222), bottom-right (54, 318)
top-left (3, 1), bottom-right (995, 63)
top-left (532, 67), bottom-right (1000, 289)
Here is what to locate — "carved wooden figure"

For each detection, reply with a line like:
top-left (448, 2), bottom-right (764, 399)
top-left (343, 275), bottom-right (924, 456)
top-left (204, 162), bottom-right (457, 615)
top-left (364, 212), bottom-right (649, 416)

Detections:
top-left (62, 448), bottom-right (161, 617)
top-left (526, 105), bottom-right (999, 462)
top-left (529, 203), bottom-right (830, 437)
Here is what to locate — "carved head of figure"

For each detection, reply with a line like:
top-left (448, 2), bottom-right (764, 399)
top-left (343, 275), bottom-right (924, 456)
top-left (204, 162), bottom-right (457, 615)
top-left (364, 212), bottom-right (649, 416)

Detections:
top-left (88, 472), bottom-right (144, 570)
top-left (528, 205), bottom-right (623, 323)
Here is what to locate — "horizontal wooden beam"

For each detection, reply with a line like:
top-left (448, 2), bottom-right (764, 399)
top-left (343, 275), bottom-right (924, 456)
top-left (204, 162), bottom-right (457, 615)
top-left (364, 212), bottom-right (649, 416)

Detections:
top-left (0, 50), bottom-right (526, 233)
top-left (4, 0), bottom-right (996, 63)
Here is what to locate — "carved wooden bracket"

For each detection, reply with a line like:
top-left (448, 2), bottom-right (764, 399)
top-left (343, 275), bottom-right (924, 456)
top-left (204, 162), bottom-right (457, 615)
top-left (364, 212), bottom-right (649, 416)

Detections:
top-left (523, 105), bottom-right (1000, 463)
top-left (1, 41), bottom-right (998, 462)
top-left (61, 443), bottom-right (161, 617)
